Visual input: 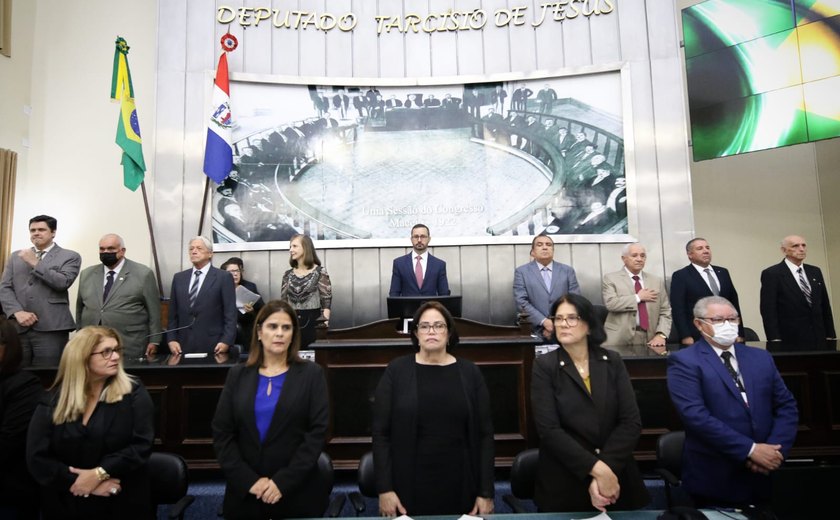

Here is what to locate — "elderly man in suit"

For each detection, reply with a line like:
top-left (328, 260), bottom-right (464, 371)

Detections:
top-left (670, 238), bottom-right (743, 345)
top-left (167, 236), bottom-right (237, 355)
top-left (602, 243), bottom-right (671, 351)
top-left (76, 234), bottom-right (161, 359)
top-left (667, 296), bottom-right (798, 508)
top-left (0, 215), bottom-right (81, 364)
top-left (513, 234), bottom-right (581, 341)
top-left (388, 224), bottom-right (450, 297)
top-left (760, 234), bottom-right (836, 347)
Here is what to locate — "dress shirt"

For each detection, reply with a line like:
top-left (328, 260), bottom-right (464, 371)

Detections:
top-left (710, 344), bottom-right (754, 456)
top-left (34, 242), bottom-right (57, 258)
top-left (691, 263), bottom-right (721, 293)
top-left (413, 251), bottom-right (429, 279)
top-left (624, 267), bottom-right (645, 326)
top-left (783, 258), bottom-right (810, 290)
top-left (102, 258), bottom-right (126, 286)
top-left (191, 263), bottom-right (212, 296)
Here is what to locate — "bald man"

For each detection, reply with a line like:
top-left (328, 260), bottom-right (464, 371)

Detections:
top-left (759, 235), bottom-right (836, 347)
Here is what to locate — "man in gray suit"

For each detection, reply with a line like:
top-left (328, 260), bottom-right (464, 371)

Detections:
top-left (76, 234), bottom-right (162, 359)
top-left (513, 234), bottom-right (581, 341)
top-left (0, 215), bottom-right (81, 364)
top-left (602, 243), bottom-right (671, 351)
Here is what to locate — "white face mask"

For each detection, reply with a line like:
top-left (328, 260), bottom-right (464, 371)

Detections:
top-left (702, 321), bottom-right (739, 347)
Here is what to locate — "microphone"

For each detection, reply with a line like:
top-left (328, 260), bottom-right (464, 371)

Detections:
top-left (145, 317), bottom-right (196, 339)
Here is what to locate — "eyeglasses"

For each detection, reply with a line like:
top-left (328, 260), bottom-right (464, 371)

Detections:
top-left (226, 269), bottom-right (241, 274)
top-left (90, 347), bottom-right (123, 359)
top-left (411, 235), bottom-right (429, 240)
top-left (699, 317), bottom-right (741, 326)
top-left (552, 315), bottom-right (581, 327)
top-left (417, 322), bottom-right (447, 333)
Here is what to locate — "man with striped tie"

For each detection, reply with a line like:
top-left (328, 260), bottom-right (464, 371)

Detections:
top-left (166, 236), bottom-right (236, 355)
top-left (760, 235), bottom-right (836, 348)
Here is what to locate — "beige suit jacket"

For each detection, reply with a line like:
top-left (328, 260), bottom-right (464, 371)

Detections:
top-left (602, 269), bottom-right (672, 346)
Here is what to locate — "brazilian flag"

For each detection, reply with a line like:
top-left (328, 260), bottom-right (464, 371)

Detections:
top-left (111, 37), bottom-right (146, 191)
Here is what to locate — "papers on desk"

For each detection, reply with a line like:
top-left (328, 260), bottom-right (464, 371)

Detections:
top-left (235, 285), bottom-right (260, 313)
top-left (184, 353), bottom-right (208, 358)
top-left (458, 515), bottom-right (484, 520)
top-left (573, 512), bottom-right (612, 520)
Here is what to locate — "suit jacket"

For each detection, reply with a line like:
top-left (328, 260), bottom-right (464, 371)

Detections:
top-left (372, 355), bottom-right (494, 512)
top-left (531, 347), bottom-right (649, 511)
top-left (669, 264), bottom-right (743, 341)
top-left (602, 270), bottom-right (672, 346)
top-left (513, 260), bottom-right (581, 336)
top-left (0, 369), bottom-right (44, 507)
top-left (166, 266), bottom-right (237, 354)
top-left (388, 253), bottom-right (450, 297)
top-left (760, 261), bottom-right (836, 346)
top-left (667, 340), bottom-right (798, 505)
top-left (0, 244), bottom-right (81, 333)
top-left (76, 259), bottom-right (162, 359)
top-left (26, 381), bottom-right (154, 519)
top-left (212, 362), bottom-right (329, 519)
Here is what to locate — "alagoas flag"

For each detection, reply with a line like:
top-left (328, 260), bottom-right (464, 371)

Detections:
top-left (110, 37), bottom-right (146, 191)
top-left (203, 33), bottom-right (238, 183)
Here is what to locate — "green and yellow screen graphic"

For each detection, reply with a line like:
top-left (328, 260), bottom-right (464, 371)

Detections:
top-left (683, 0), bottom-right (840, 160)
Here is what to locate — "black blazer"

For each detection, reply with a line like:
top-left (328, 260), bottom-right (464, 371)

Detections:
top-left (0, 369), bottom-right (44, 508)
top-left (760, 261), bottom-right (836, 346)
top-left (212, 361), bottom-right (329, 520)
top-left (372, 355), bottom-right (494, 512)
top-left (670, 264), bottom-right (743, 341)
top-left (531, 347), bottom-right (649, 512)
top-left (26, 381), bottom-right (154, 519)
top-left (167, 266), bottom-right (237, 353)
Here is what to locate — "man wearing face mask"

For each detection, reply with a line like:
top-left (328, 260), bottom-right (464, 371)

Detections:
top-left (666, 296), bottom-right (798, 509)
top-left (76, 233), bottom-right (162, 359)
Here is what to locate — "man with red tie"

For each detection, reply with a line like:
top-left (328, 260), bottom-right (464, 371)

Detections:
top-left (602, 243), bottom-right (671, 351)
top-left (388, 224), bottom-right (450, 297)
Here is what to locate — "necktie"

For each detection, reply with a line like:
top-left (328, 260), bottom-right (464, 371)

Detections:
top-left (633, 275), bottom-right (649, 330)
top-left (103, 271), bottom-right (116, 302)
top-left (704, 268), bottom-right (720, 296)
top-left (541, 267), bottom-right (552, 291)
top-left (35, 250), bottom-right (44, 262)
top-left (189, 270), bottom-right (202, 307)
top-left (720, 351), bottom-right (748, 403)
top-left (414, 256), bottom-right (423, 289)
top-left (797, 267), bottom-right (812, 306)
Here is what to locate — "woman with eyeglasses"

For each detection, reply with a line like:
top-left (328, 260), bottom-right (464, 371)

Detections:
top-left (212, 300), bottom-right (329, 520)
top-left (372, 301), bottom-right (494, 517)
top-left (26, 326), bottom-right (154, 519)
top-left (221, 257), bottom-right (264, 352)
top-left (530, 293), bottom-right (649, 513)
top-left (280, 234), bottom-right (331, 349)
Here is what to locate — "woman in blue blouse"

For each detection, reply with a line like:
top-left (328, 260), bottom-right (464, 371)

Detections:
top-left (212, 300), bottom-right (330, 519)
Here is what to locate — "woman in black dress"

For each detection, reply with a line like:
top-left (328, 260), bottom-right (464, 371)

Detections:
top-left (531, 293), bottom-right (649, 512)
top-left (280, 234), bottom-right (331, 349)
top-left (372, 301), bottom-right (494, 516)
top-left (0, 318), bottom-right (44, 519)
top-left (26, 326), bottom-right (154, 519)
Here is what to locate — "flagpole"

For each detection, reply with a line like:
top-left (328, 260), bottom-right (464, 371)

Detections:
top-left (140, 180), bottom-right (164, 296)
top-left (197, 177), bottom-right (211, 237)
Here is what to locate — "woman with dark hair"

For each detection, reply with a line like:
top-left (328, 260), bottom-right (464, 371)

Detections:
top-left (372, 301), bottom-right (494, 516)
top-left (280, 234), bottom-right (332, 349)
top-left (531, 293), bottom-right (648, 512)
top-left (213, 300), bottom-right (329, 520)
top-left (220, 258), bottom-right (264, 351)
top-left (26, 326), bottom-right (154, 519)
top-left (0, 318), bottom-right (43, 519)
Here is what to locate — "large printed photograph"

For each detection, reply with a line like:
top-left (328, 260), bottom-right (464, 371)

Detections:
top-left (211, 68), bottom-right (632, 250)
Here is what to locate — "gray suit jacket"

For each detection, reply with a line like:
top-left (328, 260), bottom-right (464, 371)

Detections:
top-left (0, 244), bottom-right (81, 332)
top-left (76, 258), bottom-right (162, 358)
top-left (513, 260), bottom-right (581, 336)
top-left (602, 269), bottom-right (671, 346)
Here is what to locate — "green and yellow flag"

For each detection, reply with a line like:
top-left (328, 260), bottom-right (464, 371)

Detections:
top-left (111, 36), bottom-right (146, 191)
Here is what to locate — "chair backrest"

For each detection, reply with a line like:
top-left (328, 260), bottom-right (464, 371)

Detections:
top-left (743, 327), bottom-right (760, 342)
top-left (656, 431), bottom-right (685, 480)
top-left (357, 451), bottom-right (376, 497)
top-left (593, 304), bottom-right (608, 327)
top-left (509, 448), bottom-right (539, 499)
top-left (149, 452), bottom-right (189, 506)
top-left (317, 451), bottom-right (335, 496)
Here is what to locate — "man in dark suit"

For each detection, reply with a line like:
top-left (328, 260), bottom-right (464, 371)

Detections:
top-left (0, 215), bottom-right (81, 364)
top-left (167, 236), bottom-right (237, 355)
top-left (513, 234), bottom-right (581, 341)
top-left (760, 234), bottom-right (836, 347)
top-left (667, 296), bottom-right (798, 508)
top-left (670, 238), bottom-right (743, 345)
top-left (388, 224), bottom-right (450, 297)
top-left (76, 234), bottom-right (162, 359)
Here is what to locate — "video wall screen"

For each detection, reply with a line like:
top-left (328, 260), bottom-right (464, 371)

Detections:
top-left (682, 0), bottom-right (840, 161)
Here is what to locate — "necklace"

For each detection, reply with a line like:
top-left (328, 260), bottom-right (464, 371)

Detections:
top-left (574, 359), bottom-right (589, 375)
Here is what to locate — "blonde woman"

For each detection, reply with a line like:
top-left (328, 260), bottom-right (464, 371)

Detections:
top-left (280, 234), bottom-right (332, 348)
top-left (26, 326), bottom-right (154, 519)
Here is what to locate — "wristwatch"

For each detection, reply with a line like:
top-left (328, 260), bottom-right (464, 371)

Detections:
top-left (95, 466), bottom-right (110, 481)
top-left (655, 332), bottom-right (667, 339)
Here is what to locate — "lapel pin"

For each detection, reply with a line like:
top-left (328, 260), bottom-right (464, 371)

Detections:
top-left (559, 361), bottom-right (565, 367)
top-left (602, 355), bottom-right (608, 361)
